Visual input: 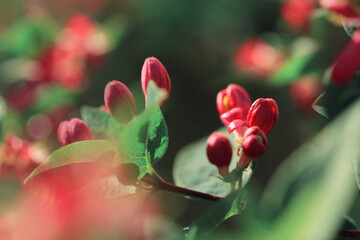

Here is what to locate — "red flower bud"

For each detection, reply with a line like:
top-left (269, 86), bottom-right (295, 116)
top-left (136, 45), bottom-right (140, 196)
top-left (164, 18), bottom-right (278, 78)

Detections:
top-left (247, 98), bottom-right (279, 134)
top-left (104, 80), bottom-right (136, 124)
top-left (57, 118), bottom-right (93, 146)
top-left (141, 57), bottom-right (171, 106)
top-left (238, 127), bottom-right (267, 168)
top-left (206, 132), bottom-right (233, 176)
top-left (216, 84), bottom-right (251, 121)
top-left (319, 0), bottom-right (359, 19)
top-left (242, 127), bottom-right (267, 158)
top-left (331, 30), bottom-right (360, 85)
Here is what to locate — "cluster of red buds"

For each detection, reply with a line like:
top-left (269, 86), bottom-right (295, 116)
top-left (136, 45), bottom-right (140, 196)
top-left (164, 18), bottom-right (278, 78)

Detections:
top-left (57, 56), bottom-right (171, 144)
top-left (207, 84), bottom-right (279, 176)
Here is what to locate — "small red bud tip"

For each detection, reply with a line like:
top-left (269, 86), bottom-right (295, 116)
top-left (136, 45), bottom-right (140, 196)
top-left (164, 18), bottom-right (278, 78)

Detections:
top-left (141, 57), bottom-right (171, 106)
top-left (104, 80), bottom-right (136, 124)
top-left (331, 30), bottom-right (360, 85)
top-left (216, 84), bottom-right (251, 122)
top-left (206, 132), bottom-right (233, 176)
top-left (247, 98), bottom-right (279, 134)
top-left (242, 126), bottom-right (268, 159)
top-left (57, 118), bottom-right (93, 146)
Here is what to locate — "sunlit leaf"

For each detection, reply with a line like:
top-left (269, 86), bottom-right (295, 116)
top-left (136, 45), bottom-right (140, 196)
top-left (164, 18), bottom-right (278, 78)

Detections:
top-left (117, 105), bottom-right (168, 181)
top-left (81, 105), bottom-right (125, 141)
top-left (25, 140), bottom-right (116, 183)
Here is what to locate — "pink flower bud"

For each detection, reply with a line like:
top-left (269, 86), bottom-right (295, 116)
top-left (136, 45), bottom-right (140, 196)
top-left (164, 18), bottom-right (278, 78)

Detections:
top-left (247, 98), bottom-right (279, 134)
top-left (238, 127), bottom-right (267, 168)
top-left (141, 57), bottom-right (171, 106)
top-left (216, 84), bottom-right (251, 121)
top-left (206, 132), bottom-right (233, 176)
top-left (331, 30), bottom-right (360, 85)
top-left (104, 80), bottom-right (136, 124)
top-left (57, 118), bottom-right (93, 146)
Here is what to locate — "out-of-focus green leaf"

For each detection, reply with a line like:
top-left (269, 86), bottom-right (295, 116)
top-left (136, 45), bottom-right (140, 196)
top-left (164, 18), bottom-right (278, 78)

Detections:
top-left (313, 78), bottom-right (360, 119)
top-left (25, 140), bottom-right (116, 183)
top-left (2, 19), bottom-right (55, 57)
top-left (270, 52), bottom-right (319, 86)
top-left (173, 128), bottom-right (254, 197)
top-left (185, 189), bottom-right (245, 240)
top-left (0, 97), bottom-right (5, 142)
top-left (117, 105), bottom-right (168, 181)
top-left (81, 106), bottom-right (125, 141)
top-left (241, 99), bottom-right (360, 240)
top-left (27, 86), bottom-right (77, 116)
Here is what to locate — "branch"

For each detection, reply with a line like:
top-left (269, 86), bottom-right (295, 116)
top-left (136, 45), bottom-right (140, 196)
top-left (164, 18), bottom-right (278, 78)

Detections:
top-left (337, 230), bottom-right (360, 238)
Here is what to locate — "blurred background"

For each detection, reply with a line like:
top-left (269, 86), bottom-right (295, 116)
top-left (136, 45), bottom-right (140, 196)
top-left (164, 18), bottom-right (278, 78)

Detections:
top-left (0, 0), bottom-right (358, 238)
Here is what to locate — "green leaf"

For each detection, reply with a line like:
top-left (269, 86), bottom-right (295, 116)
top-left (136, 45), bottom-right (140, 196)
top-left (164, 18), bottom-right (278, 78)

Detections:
top-left (173, 128), bottom-right (254, 197)
top-left (27, 86), bottom-right (77, 116)
top-left (342, 17), bottom-right (360, 37)
top-left (243, 99), bottom-right (360, 240)
top-left (117, 105), bottom-right (168, 181)
top-left (81, 105), bottom-right (125, 141)
top-left (0, 97), bottom-right (5, 143)
top-left (185, 189), bottom-right (246, 240)
top-left (269, 52), bottom-right (319, 86)
top-left (25, 140), bottom-right (116, 183)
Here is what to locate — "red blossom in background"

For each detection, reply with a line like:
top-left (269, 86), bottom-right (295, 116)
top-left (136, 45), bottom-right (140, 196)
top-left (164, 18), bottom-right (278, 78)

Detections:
top-left (290, 76), bottom-right (323, 112)
top-left (330, 30), bottom-right (360, 85)
top-left (234, 38), bottom-right (285, 79)
top-left (0, 134), bottom-right (45, 180)
top-left (281, 0), bottom-right (315, 30)
top-left (1, 166), bottom-right (158, 240)
top-left (319, 0), bottom-right (360, 20)
top-left (32, 14), bottom-right (110, 91)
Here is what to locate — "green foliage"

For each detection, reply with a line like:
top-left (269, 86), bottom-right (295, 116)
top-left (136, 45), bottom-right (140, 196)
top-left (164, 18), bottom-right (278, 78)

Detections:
top-left (116, 81), bottom-right (169, 181)
top-left (270, 51), bottom-right (319, 86)
top-left (81, 105), bottom-right (125, 140)
top-left (27, 86), bottom-right (77, 116)
top-left (25, 140), bottom-right (116, 183)
top-left (313, 74), bottom-right (360, 119)
top-left (186, 189), bottom-right (246, 240)
top-left (173, 128), bottom-right (254, 197)
top-left (117, 105), bottom-right (168, 181)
